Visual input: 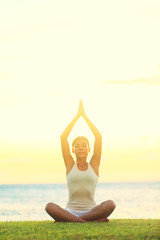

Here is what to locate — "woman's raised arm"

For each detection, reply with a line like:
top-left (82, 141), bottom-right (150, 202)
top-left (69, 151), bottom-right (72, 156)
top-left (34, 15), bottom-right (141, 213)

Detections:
top-left (60, 107), bottom-right (80, 171)
top-left (79, 100), bottom-right (102, 168)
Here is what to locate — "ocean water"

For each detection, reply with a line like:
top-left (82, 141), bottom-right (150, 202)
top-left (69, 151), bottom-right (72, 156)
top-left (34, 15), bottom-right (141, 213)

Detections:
top-left (0, 182), bottom-right (160, 221)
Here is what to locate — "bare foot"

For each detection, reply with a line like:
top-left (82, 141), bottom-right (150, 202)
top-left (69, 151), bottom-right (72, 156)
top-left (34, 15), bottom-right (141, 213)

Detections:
top-left (95, 218), bottom-right (109, 223)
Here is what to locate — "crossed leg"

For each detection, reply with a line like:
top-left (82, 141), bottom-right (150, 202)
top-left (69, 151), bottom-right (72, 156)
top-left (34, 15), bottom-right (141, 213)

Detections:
top-left (80, 200), bottom-right (116, 222)
top-left (45, 200), bottom-right (116, 223)
top-left (45, 202), bottom-right (86, 222)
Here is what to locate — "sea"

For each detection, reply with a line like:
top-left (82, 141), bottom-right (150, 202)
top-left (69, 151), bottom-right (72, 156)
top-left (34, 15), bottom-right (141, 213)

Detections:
top-left (0, 182), bottom-right (160, 221)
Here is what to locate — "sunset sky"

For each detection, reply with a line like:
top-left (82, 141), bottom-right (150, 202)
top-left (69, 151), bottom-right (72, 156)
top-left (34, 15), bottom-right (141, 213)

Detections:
top-left (0, 0), bottom-right (160, 184)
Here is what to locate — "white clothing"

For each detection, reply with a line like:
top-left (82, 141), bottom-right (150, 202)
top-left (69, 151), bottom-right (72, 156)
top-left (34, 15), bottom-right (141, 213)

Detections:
top-left (66, 162), bottom-right (98, 211)
top-left (65, 207), bottom-right (91, 217)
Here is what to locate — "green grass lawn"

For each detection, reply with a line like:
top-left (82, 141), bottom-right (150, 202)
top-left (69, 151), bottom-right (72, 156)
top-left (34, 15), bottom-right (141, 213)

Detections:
top-left (0, 219), bottom-right (159, 240)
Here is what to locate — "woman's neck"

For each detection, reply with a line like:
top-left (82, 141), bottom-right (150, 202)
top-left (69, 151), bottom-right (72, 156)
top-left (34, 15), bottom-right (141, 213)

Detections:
top-left (76, 159), bottom-right (87, 167)
top-left (76, 160), bottom-right (88, 171)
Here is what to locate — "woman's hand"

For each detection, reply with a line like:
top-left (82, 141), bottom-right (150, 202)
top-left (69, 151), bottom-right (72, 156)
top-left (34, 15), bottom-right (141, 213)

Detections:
top-left (77, 99), bottom-right (86, 117)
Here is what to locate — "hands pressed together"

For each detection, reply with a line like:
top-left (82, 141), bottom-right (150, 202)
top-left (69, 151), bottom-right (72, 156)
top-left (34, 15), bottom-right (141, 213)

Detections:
top-left (77, 100), bottom-right (86, 118)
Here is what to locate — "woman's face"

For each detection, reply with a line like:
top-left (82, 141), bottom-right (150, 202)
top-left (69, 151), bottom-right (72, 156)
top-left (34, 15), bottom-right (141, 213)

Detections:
top-left (72, 138), bottom-right (90, 159)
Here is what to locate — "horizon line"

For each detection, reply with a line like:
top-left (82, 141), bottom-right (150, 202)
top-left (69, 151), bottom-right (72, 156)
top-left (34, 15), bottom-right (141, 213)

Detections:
top-left (0, 180), bottom-right (160, 186)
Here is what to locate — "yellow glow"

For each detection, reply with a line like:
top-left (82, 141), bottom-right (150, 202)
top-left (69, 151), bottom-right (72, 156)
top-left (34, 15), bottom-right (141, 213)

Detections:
top-left (0, 0), bottom-right (160, 184)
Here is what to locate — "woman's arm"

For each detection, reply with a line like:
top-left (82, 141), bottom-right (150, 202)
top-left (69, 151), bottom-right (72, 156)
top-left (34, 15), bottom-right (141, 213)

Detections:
top-left (60, 109), bottom-right (80, 170)
top-left (61, 114), bottom-right (79, 139)
top-left (79, 100), bottom-right (102, 168)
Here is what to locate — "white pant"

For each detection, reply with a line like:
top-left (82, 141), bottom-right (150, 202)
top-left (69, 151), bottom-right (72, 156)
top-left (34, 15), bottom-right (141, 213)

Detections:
top-left (65, 208), bottom-right (91, 217)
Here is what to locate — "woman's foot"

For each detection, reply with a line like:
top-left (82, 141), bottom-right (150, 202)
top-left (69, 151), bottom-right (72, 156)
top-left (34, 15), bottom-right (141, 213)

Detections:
top-left (95, 218), bottom-right (109, 223)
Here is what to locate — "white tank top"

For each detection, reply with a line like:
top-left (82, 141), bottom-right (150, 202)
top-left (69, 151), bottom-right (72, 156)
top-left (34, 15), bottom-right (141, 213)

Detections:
top-left (66, 162), bottom-right (98, 211)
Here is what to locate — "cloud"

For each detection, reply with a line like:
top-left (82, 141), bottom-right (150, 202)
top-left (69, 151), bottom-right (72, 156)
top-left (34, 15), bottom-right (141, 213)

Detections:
top-left (101, 76), bottom-right (160, 85)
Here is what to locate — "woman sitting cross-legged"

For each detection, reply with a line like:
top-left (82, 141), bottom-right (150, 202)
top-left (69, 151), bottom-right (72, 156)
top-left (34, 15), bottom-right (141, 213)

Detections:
top-left (45, 100), bottom-right (116, 222)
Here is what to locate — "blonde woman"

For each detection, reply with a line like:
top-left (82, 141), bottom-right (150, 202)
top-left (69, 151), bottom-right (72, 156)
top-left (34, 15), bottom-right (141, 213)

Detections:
top-left (45, 100), bottom-right (116, 222)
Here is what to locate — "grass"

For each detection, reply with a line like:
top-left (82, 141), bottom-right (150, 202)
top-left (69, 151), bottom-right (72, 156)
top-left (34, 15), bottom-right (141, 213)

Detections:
top-left (0, 219), bottom-right (160, 240)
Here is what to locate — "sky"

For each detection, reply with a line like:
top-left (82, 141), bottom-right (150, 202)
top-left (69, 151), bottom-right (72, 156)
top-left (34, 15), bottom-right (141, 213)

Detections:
top-left (0, 0), bottom-right (160, 184)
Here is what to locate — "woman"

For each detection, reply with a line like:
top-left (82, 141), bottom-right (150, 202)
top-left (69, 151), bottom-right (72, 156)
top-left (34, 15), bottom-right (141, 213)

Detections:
top-left (45, 100), bottom-right (116, 222)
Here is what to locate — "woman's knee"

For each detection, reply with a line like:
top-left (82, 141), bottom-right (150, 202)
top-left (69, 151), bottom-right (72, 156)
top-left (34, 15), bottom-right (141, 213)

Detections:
top-left (45, 202), bottom-right (58, 213)
top-left (102, 200), bottom-right (116, 210)
top-left (107, 200), bottom-right (116, 210)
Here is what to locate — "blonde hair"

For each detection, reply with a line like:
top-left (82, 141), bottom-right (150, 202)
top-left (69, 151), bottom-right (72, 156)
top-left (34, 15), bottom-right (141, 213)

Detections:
top-left (72, 136), bottom-right (90, 148)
